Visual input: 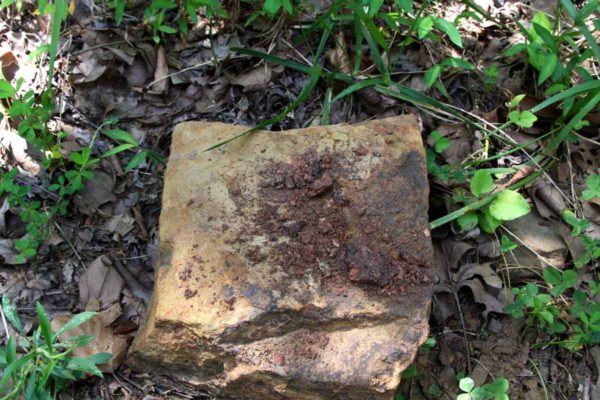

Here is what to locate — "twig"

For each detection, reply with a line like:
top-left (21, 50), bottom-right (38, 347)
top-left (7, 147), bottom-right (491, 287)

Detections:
top-left (71, 40), bottom-right (132, 56)
top-left (110, 372), bottom-right (132, 395)
top-left (53, 221), bottom-right (85, 269)
top-left (114, 371), bottom-right (145, 392)
top-left (131, 206), bottom-right (148, 240)
top-left (441, 245), bottom-right (472, 373)
top-left (528, 358), bottom-right (550, 400)
top-left (500, 226), bottom-right (558, 269)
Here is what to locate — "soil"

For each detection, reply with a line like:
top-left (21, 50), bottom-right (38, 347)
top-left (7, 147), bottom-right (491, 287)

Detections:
top-left (245, 150), bottom-right (430, 296)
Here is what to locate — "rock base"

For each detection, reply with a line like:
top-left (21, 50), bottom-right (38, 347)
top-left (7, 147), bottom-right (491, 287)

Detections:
top-left (128, 116), bottom-right (433, 400)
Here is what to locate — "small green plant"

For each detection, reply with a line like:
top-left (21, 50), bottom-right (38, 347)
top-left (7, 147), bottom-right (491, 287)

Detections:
top-left (0, 296), bottom-right (111, 398)
top-left (0, 78), bottom-right (146, 262)
top-left (424, 57), bottom-right (475, 96)
top-left (506, 95), bottom-right (538, 128)
top-left (500, 235), bottom-right (517, 253)
top-left (506, 256), bottom-right (600, 350)
top-left (457, 377), bottom-right (509, 400)
top-left (453, 170), bottom-right (530, 233)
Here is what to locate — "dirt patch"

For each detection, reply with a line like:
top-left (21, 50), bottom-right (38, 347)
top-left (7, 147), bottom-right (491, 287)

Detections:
top-left (243, 150), bottom-right (430, 296)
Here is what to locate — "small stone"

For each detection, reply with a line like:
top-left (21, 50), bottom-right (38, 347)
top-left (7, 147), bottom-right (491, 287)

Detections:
top-left (274, 353), bottom-right (285, 366)
top-left (308, 173), bottom-right (333, 197)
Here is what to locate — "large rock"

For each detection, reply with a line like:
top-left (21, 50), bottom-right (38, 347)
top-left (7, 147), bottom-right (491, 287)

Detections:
top-left (128, 116), bottom-right (433, 399)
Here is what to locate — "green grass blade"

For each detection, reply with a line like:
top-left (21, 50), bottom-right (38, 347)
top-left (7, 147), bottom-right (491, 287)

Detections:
top-left (332, 77), bottom-right (384, 102)
top-left (36, 302), bottom-right (54, 351)
top-left (322, 87), bottom-right (332, 125)
top-left (206, 25), bottom-right (332, 150)
top-left (530, 80), bottom-right (600, 113)
top-left (551, 88), bottom-right (600, 148)
top-left (48, 0), bottom-right (68, 83)
top-left (231, 47), bottom-right (311, 74)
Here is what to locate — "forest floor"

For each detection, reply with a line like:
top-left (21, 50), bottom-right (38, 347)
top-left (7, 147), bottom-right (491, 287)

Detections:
top-left (0, 0), bottom-right (599, 399)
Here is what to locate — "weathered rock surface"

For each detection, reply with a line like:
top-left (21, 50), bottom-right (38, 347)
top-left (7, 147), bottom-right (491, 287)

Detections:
top-left (128, 116), bottom-right (433, 399)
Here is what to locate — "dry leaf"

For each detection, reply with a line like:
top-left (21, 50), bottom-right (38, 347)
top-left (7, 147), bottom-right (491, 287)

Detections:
top-left (0, 129), bottom-right (41, 176)
top-left (73, 170), bottom-right (116, 215)
top-left (79, 255), bottom-right (125, 308)
top-left (124, 56), bottom-right (150, 87)
top-left (150, 45), bottom-right (169, 94)
top-left (0, 49), bottom-right (19, 81)
top-left (326, 31), bottom-right (352, 74)
top-left (229, 64), bottom-right (283, 91)
top-left (528, 178), bottom-right (566, 219)
top-left (51, 304), bottom-right (128, 372)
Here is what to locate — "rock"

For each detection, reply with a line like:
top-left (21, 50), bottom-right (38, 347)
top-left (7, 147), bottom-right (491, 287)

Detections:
top-left (128, 116), bottom-right (433, 400)
top-left (501, 211), bottom-right (567, 280)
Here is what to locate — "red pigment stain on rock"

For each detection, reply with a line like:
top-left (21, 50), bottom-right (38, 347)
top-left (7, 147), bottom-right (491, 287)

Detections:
top-left (274, 353), bottom-right (285, 366)
top-left (240, 151), bottom-right (430, 297)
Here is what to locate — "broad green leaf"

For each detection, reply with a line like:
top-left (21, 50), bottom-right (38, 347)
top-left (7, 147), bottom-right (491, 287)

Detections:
top-left (158, 24), bottom-right (177, 34)
top-left (36, 302), bottom-right (54, 350)
top-left (532, 11), bottom-right (552, 33)
top-left (114, 0), bottom-right (125, 25)
top-left (424, 64), bottom-right (442, 87)
top-left (582, 174), bottom-right (600, 200)
top-left (470, 170), bottom-right (493, 197)
top-left (6, 336), bottom-right (16, 364)
top-left (441, 57), bottom-right (474, 70)
top-left (539, 310), bottom-right (554, 324)
top-left (543, 267), bottom-right (562, 286)
top-left (395, 0), bottom-right (413, 14)
top-left (67, 357), bottom-right (103, 377)
top-left (435, 17), bottom-right (462, 48)
top-left (489, 189), bottom-right (530, 221)
top-left (104, 129), bottom-right (137, 146)
top-left (2, 295), bottom-right (25, 335)
top-left (125, 150), bottom-right (148, 171)
top-left (401, 364), bottom-right (417, 378)
top-left (459, 377), bottom-right (475, 392)
top-left (500, 235), bottom-right (517, 253)
top-left (508, 110), bottom-right (537, 128)
top-left (457, 212), bottom-right (478, 231)
top-left (478, 208), bottom-right (501, 233)
top-left (532, 23), bottom-right (558, 52)
top-left (263, 0), bottom-right (281, 15)
top-left (281, 0), bottom-right (293, 13)
top-left (54, 311), bottom-right (98, 339)
top-left (507, 94), bottom-right (526, 108)
top-left (538, 52), bottom-right (557, 85)
top-left (562, 269), bottom-right (578, 288)
top-left (417, 16), bottom-right (434, 39)
top-left (0, 80), bottom-right (15, 99)
top-left (101, 143), bottom-right (135, 158)
top-left (86, 352), bottom-right (113, 364)
top-left (430, 130), bottom-right (449, 153)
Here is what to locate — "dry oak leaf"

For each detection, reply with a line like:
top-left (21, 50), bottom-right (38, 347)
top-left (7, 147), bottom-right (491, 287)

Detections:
top-left (51, 303), bottom-right (128, 373)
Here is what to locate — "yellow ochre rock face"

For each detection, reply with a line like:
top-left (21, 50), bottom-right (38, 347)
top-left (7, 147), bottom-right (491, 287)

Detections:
top-left (128, 116), bottom-right (433, 400)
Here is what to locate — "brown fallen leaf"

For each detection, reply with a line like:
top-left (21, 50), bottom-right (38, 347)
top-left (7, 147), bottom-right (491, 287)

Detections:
top-left (51, 303), bottom-right (128, 373)
top-left (0, 49), bottom-right (19, 81)
top-left (73, 170), bottom-right (117, 215)
top-left (326, 31), bottom-right (352, 74)
top-left (229, 63), bottom-right (284, 91)
top-left (528, 177), bottom-right (566, 219)
top-left (0, 128), bottom-right (41, 176)
top-left (79, 255), bottom-right (125, 309)
top-left (150, 45), bottom-right (169, 94)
